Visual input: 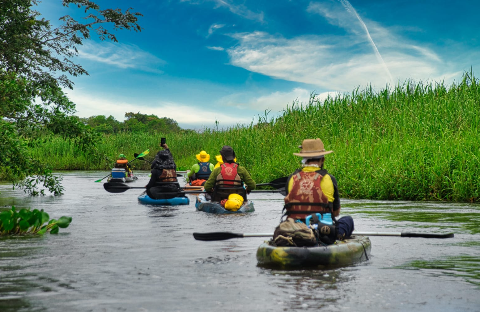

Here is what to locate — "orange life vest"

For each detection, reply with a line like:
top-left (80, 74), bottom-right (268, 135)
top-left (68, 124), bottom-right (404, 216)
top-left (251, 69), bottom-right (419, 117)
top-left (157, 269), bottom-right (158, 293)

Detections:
top-left (283, 171), bottom-right (332, 220)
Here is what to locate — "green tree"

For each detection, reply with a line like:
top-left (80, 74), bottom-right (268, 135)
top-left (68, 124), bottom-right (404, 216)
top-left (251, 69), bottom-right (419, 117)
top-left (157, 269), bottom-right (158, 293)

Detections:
top-left (124, 112), bottom-right (181, 133)
top-left (0, 0), bottom-right (143, 195)
top-left (80, 115), bottom-right (123, 134)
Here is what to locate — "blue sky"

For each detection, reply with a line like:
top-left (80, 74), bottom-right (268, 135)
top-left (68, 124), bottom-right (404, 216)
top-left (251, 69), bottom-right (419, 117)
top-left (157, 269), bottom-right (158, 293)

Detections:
top-left (39, 0), bottom-right (480, 129)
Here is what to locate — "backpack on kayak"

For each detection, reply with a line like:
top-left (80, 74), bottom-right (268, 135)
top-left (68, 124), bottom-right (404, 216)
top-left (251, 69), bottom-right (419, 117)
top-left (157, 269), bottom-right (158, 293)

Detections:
top-left (272, 218), bottom-right (317, 247)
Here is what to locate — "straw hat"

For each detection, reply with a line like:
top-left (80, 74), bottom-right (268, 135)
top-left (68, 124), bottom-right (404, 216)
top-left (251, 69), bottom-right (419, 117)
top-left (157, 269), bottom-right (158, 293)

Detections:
top-left (293, 139), bottom-right (333, 157)
top-left (196, 151), bottom-right (210, 162)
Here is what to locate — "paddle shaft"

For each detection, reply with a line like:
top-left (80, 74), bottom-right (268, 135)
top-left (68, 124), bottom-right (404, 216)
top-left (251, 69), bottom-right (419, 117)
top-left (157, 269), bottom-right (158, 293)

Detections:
top-left (104, 185), bottom-right (281, 194)
top-left (193, 231), bottom-right (454, 241)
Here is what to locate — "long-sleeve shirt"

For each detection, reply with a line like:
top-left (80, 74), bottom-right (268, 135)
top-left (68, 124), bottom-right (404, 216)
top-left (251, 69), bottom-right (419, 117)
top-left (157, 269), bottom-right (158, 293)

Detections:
top-left (187, 162), bottom-right (215, 182)
top-left (203, 165), bottom-right (256, 192)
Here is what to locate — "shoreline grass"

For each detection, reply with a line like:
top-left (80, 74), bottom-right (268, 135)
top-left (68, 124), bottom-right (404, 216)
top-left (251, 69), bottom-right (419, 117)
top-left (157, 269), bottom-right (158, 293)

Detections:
top-left (29, 73), bottom-right (480, 202)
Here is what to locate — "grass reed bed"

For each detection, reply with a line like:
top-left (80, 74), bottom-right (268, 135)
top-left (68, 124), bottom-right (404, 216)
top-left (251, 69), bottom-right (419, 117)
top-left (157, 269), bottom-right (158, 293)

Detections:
top-left (31, 73), bottom-right (480, 202)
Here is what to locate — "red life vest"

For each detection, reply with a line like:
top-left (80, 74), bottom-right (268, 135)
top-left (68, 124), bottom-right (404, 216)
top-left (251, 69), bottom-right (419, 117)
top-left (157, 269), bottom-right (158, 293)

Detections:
top-left (216, 163), bottom-right (241, 186)
top-left (212, 163), bottom-right (244, 201)
top-left (283, 171), bottom-right (332, 220)
top-left (158, 168), bottom-right (177, 182)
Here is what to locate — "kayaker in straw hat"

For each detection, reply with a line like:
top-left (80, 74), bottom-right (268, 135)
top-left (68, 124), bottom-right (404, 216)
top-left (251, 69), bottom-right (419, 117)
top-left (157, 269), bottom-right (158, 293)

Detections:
top-left (281, 138), bottom-right (354, 244)
top-left (187, 151), bottom-right (214, 186)
top-left (204, 146), bottom-right (256, 207)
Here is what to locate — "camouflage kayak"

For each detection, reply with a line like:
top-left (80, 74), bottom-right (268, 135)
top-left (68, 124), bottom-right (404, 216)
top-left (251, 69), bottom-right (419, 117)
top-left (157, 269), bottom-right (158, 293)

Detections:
top-left (256, 235), bottom-right (371, 268)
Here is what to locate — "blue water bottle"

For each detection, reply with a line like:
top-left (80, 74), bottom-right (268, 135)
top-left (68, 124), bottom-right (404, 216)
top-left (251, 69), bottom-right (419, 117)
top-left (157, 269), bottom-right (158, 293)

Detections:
top-left (305, 213), bottom-right (333, 226)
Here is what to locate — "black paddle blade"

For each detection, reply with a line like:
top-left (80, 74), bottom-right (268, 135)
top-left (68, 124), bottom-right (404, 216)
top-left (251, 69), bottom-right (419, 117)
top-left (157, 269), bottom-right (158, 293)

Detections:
top-left (193, 232), bottom-right (243, 241)
top-left (401, 232), bottom-right (454, 239)
top-left (257, 176), bottom-right (289, 189)
top-left (103, 182), bottom-right (130, 193)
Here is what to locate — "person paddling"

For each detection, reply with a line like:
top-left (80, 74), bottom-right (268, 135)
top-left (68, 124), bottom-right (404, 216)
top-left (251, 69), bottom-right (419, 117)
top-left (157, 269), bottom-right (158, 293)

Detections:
top-left (145, 142), bottom-right (180, 199)
top-left (203, 146), bottom-right (256, 206)
top-left (187, 151), bottom-right (214, 186)
top-left (278, 138), bottom-right (354, 245)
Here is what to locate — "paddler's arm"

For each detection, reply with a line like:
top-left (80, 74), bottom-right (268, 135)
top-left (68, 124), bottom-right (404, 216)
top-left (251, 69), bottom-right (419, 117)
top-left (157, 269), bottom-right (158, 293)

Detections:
top-left (146, 169), bottom-right (162, 188)
top-left (203, 167), bottom-right (221, 192)
top-left (238, 166), bottom-right (256, 190)
top-left (329, 174), bottom-right (341, 216)
top-left (187, 164), bottom-right (200, 182)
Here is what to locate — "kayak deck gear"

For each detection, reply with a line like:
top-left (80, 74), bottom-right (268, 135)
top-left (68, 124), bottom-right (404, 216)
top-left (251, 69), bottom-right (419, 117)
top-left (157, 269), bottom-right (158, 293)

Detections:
top-left (195, 194), bottom-right (254, 214)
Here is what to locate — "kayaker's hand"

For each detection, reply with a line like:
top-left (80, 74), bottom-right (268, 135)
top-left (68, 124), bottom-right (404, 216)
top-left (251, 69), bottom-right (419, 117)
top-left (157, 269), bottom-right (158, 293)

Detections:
top-left (245, 187), bottom-right (251, 194)
top-left (161, 143), bottom-right (169, 149)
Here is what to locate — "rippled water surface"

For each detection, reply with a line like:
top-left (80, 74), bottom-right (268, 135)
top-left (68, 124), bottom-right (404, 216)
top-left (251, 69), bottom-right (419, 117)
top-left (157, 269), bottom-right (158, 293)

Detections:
top-left (1, 172), bottom-right (479, 311)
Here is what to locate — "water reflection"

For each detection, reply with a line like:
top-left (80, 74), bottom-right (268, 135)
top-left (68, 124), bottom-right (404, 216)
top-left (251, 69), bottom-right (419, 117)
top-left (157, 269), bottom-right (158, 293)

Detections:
top-left (261, 268), bottom-right (350, 310)
top-left (396, 255), bottom-right (480, 287)
top-left (1, 172), bottom-right (480, 311)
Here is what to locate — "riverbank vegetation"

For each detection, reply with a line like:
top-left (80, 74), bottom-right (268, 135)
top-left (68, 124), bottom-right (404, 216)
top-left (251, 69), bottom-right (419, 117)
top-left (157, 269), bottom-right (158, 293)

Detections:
top-left (31, 72), bottom-right (480, 203)
top-left (0, 0), bottom-right (142, 195)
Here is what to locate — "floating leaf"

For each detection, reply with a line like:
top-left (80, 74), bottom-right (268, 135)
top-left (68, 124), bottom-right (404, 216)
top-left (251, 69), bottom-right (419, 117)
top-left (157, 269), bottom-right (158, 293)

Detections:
top-left (28, 214), bottom-right (38, 226)
top-left (40, 211), bottom-right (49, 224)
top-left (56, 216), bottom-right (72, 228)
top-left (19, 220), bottom-right (30, 231)
top-left (19, 209), bottom-right (31, 220)
top-left (37, 226), bottom-right (47, 235)
top-left (0, 210), bottom-right (12, 222)
top-left (50, 225), bottom-right (59, 234)
top-left (3, 219), bottom-right (15, 232)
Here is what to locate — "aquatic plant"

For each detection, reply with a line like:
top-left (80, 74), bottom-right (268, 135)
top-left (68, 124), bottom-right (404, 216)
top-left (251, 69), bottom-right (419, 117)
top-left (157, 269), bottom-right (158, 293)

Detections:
top-left (0, 206), bottom-right (72, 236)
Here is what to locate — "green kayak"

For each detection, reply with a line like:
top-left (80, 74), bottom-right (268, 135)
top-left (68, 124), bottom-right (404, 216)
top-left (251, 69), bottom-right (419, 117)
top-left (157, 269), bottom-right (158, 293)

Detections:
top-left (256, 235), bottom-right (371, 268)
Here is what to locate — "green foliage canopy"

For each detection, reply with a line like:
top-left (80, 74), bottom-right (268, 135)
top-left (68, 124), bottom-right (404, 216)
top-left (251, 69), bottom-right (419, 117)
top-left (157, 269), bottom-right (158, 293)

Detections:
top-left (0, 0), bottom-right (143, 195)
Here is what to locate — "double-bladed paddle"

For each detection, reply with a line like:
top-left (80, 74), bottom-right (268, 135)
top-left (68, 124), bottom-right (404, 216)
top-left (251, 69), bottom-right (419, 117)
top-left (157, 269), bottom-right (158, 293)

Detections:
top-left (103, 182), bottom-right (283, 194)
top-left (256, 176), bottom-right (288, 195)
top-left (95, 149), bottom-right (150, 182)
top-left (192, 231), bottom-right (454, 241)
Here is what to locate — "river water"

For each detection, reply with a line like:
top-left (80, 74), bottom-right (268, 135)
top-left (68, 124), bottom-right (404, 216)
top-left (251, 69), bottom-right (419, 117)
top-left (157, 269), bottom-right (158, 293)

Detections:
top-left (0, 171), bottom-right (479, 312)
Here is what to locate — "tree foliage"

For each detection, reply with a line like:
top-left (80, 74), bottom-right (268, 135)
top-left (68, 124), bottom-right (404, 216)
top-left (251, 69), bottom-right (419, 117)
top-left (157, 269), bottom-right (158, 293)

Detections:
top-left (0, 0), bottom-right (143, 195)
top-left (81, 112), bottom-right (183, 134)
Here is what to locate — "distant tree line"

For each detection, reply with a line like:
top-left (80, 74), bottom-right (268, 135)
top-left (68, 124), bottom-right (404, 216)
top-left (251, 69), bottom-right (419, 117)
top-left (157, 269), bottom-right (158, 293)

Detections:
top-left (80, 112), bottom-right (182, 134)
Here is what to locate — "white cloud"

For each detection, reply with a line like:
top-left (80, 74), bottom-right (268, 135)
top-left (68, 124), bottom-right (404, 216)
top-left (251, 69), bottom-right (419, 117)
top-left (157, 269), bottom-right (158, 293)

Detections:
top-left (212, 0), bottom-right (264, 22)
top-left (207, 23), bottom-right (225, 37)
top-left (78, 42), bottom-right (165, 73)
top-left (207, 46), bottom-right (225, 51)
top-left (66, 89), bottom-right (253, 129)
top-left (218, 88), bottom-right (341, 112)
top-left (225, 2), bottom-right (460, 92)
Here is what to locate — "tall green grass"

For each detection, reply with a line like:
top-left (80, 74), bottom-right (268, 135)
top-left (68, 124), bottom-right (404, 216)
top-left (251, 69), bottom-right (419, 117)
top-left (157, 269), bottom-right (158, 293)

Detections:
top-left (31, 73), bottom-right (480, 202)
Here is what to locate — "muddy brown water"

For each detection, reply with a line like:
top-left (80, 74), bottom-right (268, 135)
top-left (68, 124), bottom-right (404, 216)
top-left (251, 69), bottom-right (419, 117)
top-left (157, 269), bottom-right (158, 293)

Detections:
top-left (0, 171), bottom-right (479, 311)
